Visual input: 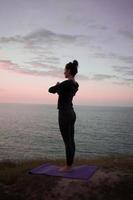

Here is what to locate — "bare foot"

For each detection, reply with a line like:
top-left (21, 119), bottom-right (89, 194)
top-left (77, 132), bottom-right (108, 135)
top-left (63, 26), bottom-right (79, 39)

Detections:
top-left (59, 165), bottom-right (72, 172)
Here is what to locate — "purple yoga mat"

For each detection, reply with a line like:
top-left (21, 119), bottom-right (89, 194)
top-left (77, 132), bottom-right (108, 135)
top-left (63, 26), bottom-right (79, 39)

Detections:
top-left (29, 163), bottom-right (98, 180)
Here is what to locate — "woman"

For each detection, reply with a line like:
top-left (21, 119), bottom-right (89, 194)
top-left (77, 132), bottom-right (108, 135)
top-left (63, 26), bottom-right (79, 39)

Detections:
top-left (48, 60), bottom-right (79, 171)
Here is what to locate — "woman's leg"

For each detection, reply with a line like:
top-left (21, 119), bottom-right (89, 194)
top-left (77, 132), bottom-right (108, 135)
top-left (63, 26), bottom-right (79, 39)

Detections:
top-left (65, 111), bottom-right (76, 166)
top-left (59, 110), bottom-right (76, 167)
top-left (69, 112), bottom-right (76, 165)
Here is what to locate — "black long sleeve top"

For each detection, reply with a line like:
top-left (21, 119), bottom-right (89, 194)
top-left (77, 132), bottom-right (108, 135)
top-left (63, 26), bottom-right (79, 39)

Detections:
top-left (48, 79), bottom-right (79, 110)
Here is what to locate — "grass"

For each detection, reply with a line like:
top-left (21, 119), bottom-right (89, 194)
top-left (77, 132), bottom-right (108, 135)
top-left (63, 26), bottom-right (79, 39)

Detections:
top-left (0, 155), bottom-right (133, 200)
top-left (0, 155), bottom-right (133, 184)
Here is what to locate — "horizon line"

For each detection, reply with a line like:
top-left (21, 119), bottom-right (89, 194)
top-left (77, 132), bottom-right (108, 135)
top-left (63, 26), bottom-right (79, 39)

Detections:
top-left (0, 102), bottom-right (133, 108)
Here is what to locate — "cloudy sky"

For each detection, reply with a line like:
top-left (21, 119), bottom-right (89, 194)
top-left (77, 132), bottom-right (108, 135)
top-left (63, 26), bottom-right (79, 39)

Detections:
top-left (0, 0), bottom-right (133, 106)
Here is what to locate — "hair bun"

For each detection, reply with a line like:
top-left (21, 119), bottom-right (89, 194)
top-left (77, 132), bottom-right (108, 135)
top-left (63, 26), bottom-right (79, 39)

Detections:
top-left (73, 60), bottom-right (78, 67)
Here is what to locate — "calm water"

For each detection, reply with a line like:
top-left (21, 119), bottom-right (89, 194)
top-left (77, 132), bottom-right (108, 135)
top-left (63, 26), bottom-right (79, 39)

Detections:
top-left (0, 103), bottom-right (133, 161)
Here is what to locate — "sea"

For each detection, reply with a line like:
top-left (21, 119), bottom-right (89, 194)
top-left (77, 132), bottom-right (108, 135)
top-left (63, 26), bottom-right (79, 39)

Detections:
top-left (0, 103), bottom-right (133, 161)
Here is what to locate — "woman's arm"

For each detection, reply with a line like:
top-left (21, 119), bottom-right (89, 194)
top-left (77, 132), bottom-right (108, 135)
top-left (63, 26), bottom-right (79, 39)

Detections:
top-left (48, 81), bottom-right (68, 94)
top-left (48, 82), bottom-right (60, 94)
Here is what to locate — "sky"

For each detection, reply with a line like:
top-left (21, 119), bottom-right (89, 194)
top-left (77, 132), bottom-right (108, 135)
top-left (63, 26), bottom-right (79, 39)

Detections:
top-left (0, 0), bottom-right (133, 106)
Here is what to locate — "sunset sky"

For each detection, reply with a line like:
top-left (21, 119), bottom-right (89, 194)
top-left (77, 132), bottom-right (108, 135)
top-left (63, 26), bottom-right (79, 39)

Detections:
top-left (0, 0), bottom-right (133, 106)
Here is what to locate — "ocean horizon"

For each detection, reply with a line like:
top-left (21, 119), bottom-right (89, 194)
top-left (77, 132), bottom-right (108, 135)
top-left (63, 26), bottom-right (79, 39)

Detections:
top-left (0, 103), bottom-right (133, 161)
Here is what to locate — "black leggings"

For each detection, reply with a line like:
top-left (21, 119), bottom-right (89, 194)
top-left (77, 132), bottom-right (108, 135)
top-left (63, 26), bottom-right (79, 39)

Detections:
top-left (58, 109), bottom-right (76, 166)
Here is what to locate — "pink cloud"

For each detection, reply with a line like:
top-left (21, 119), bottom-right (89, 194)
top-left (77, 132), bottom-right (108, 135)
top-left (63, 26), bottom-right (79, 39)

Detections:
top-left (0, 62), bottom-right (133, 106)
top-left (0, 66), bottom-right (53, 104)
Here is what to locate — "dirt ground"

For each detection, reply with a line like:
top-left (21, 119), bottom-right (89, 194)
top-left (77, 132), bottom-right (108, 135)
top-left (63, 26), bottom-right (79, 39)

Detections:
top-left (0, 157), bottom-right (133, 200)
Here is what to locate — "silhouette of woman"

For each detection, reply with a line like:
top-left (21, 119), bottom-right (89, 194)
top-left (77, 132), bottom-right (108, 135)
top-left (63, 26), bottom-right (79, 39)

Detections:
top-left (48, 60), bottom-right (79, 171)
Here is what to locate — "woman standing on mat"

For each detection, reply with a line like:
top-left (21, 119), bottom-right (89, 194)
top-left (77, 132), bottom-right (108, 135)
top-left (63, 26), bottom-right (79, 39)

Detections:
top-left (48, 60), bottom-right (79, 171)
